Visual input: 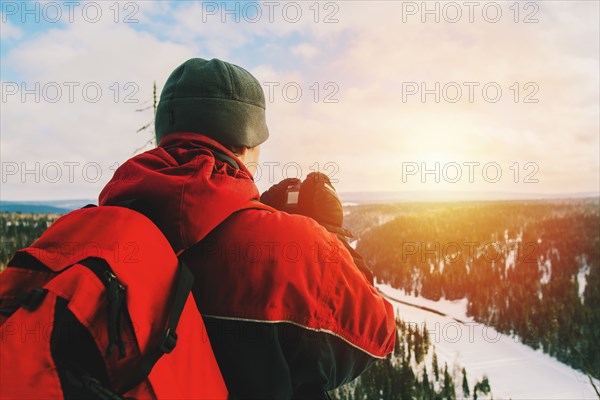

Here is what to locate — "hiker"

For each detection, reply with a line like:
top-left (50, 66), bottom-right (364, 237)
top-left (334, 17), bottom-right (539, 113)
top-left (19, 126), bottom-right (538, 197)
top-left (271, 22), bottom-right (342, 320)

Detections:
top-left (99, 58), bottom-right (396, 399)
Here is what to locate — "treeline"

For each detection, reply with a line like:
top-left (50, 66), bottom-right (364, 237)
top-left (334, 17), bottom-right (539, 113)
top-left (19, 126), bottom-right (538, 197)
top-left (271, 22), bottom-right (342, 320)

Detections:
top-left (329, 317), bottom-right (491, 400)
top-left (355, 199), bottom-right (600, 380)
top-left (0, 213), bottom-right (60, 270)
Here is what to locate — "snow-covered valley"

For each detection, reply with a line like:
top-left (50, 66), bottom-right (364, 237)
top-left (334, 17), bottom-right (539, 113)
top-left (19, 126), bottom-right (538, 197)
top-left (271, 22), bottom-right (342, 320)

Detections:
top-left (377, 284), bottom-right (600, 399)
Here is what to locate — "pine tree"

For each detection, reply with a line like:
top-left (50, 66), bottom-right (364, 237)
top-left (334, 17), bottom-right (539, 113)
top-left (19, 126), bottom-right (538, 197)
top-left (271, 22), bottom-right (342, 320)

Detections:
top-left (407, 324), bottom-right (414, 361)
top-left (414, 326), bottom-right (424, 364)
top-left (473, 375), bottom-right (491, 400)
top-left (389, 359), bottom-right (403, 400)
top-left (353, 382), bottom-right (365, 400)
top-left (442, 363), bottom-right (456, 400)
top-left (432, 350), bottom-right (440, 381)
top-left (422, 365), bottom-right (434, 400)
top-left (461, 368), bottom-right (470, 398)
top-left (394, 327), bottom-right (402, 356)
top-left (423, 324), bottom-right (431, 353)
top-left (399, 356), bottom-right (415, 399)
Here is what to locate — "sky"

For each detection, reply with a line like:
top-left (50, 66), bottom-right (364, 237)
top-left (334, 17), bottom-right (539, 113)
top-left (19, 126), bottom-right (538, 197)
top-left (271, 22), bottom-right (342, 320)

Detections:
top-left (1, 0), bottom-right (599, 201)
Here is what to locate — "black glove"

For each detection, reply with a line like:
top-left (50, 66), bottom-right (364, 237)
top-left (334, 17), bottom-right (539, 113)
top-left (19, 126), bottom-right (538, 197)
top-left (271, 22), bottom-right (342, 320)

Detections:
top-left (262, 174), bottom-right (367, 279)
top-left (260, 178), bottom-right (302, 211)
top-left (298, 173), bottom-right (352, 238)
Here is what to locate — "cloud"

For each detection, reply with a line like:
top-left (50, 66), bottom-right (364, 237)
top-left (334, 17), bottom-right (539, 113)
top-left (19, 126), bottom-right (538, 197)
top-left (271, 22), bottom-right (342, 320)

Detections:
top-left (255, 1), bottom-right (599, 193)
top-left (291, 43), bottom-right (319, 60)
top-left (1, 5), bottom-right (194, 200)
top-left (1, 1), bottom-right (598, 199)
top-left (0, 17), bottom-right (23, 41)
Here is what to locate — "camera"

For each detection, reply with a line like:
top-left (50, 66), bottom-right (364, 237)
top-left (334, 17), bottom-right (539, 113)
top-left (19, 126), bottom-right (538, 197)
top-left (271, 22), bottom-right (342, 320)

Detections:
top-left (285, 182), bottom-right (301, 209)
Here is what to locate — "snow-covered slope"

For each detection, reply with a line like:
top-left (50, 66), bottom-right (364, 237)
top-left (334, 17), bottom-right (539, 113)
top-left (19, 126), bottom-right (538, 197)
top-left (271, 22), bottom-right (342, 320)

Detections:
top-left (378, 284), bottom-right (600, 400)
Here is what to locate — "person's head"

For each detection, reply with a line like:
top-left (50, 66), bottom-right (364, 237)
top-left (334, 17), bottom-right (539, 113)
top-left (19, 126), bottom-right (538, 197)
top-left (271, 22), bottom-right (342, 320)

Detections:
top-left (154, 58), bottom-right (268, 166)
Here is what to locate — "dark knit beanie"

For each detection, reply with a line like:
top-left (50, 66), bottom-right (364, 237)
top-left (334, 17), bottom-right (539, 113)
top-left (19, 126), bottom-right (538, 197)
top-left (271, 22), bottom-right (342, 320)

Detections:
top-left (155, 58), bottom-right (269, 148)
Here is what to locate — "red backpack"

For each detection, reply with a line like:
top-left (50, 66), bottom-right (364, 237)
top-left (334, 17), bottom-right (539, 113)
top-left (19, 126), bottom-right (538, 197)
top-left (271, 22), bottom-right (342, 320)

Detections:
top-left (0, 205), bottom-right (228, 399)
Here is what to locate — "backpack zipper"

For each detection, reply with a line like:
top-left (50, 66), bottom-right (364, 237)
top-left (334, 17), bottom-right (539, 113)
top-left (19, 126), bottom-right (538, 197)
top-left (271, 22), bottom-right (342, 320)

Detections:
top-left (2, 255), bottom-right (128, 361)
top-left (104, 270), bottom-right (127, 359)
top-left (80, 258), bottom-right (128, 360)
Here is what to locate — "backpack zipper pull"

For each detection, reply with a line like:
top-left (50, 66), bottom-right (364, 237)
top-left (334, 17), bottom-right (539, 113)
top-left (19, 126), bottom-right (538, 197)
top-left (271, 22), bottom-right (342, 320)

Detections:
top-left (105, 271), bottom-right (126, 359)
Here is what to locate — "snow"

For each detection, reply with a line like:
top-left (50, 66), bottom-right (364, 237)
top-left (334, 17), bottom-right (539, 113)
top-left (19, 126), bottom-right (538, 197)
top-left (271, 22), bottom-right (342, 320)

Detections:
top-left (378, 283), bottom-right (471, 323)
top-left (378, 214), bottom-right (394, 226)
top-left (505, 248), bottom-right (515, 277)
top-left (539, 258), bottom-right (552, 285)
top-left (377, 283), bottom-right (600, 399)
top-left (577, 258), bottom-right (591, 302)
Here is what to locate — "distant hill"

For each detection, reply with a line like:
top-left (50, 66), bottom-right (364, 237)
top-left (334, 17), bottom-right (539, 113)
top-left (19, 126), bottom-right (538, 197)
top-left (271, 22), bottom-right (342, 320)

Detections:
top-left (2, 192), bottom-right (599, 213)
top-left (0, 199), bottom-right (96, 214)
top-left (339, 190), bottom-right (600, 204)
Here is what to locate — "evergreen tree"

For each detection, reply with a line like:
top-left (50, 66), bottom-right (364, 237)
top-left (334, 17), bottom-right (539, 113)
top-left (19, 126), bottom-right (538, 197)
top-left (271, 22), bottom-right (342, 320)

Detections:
top-left (473, 375), bottom-right (491, 400)
top-left (414, 326), bottom-right (424, 364)
top-left (461, 367), bottom-right (470, 398)
top-left (432, 351), bottom-right (440, 381)
top-left (394, 327), bottom-right (402, 356)
top-left (423, 324), bottom-right (431, 352)
top-left (422, 365), bottom-right (434, 400)
top-left (389, 359), bottom-right (403, 400)
top-left (442, 363), bottom-right (456, 400)
top-left (353, 382), bottom-right (365, 400)
top-left (422, 366), bottom-right (430, 390)
top-left (399, 357), bottom-right (415, 399)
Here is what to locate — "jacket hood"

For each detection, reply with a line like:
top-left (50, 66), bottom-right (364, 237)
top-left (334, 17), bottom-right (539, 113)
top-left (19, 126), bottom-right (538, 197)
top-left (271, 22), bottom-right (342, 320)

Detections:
top-left (99, 132), bottom-right (260, 254)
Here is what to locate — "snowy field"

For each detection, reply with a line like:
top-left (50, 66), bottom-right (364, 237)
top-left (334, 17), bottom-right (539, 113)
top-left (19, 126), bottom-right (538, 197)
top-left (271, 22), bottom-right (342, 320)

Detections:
top-left (377, 284), bottom-right (600, 400)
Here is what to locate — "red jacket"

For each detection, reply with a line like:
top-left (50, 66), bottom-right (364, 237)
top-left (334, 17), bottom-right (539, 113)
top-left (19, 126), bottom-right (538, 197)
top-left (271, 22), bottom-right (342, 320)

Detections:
top-left (99, 132), bottom-right (395, 398)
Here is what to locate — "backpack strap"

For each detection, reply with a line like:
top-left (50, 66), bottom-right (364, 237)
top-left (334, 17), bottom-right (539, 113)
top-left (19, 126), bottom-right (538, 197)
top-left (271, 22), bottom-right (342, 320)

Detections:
top-left (103, 199), bottom-right (270, 393)
top-left (119, 259), bottom-right (194, 395)
top-left (0, 288), bottom-right (48, 317)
